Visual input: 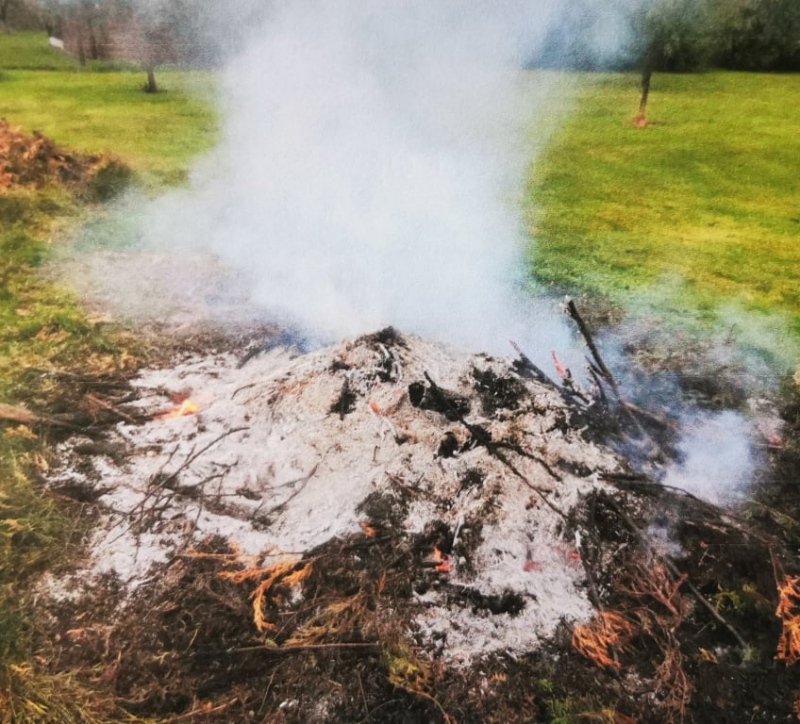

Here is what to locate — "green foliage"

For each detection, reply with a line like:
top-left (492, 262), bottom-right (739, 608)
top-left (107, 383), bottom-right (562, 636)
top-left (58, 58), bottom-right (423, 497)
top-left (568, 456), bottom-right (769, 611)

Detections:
top-left (713, 589), bottom-right (744, 613)
top-left (632, 0), bottom-right (717, 72)
top-left (526, 71), bottom-right (800, 363)
top-left (711, 0), bottom-right (800, 71)
top-left (531, 0), bottom-right (800, 72)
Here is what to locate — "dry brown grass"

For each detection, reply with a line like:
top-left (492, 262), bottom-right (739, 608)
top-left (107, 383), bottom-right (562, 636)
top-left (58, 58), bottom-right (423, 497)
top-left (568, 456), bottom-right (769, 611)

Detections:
top-left (185, 546), bottom-right (314, 633)
top-left (0, 664), bottom-right (150, 724)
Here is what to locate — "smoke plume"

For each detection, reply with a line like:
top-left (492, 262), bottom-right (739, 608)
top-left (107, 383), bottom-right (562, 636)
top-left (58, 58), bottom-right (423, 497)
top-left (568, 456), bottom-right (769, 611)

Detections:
top-left (62, 0), bottom-right (783, 510)
top-left (127, 0), bottom-right (629, 364)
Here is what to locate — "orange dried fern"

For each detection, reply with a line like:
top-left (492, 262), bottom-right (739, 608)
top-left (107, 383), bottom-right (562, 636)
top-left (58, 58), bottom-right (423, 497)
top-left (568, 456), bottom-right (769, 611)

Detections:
top-left (185, 544), bottom-right (313, 633)
top-left (619, 559), bottom-right (687, 623)
top-left (572, 612), bottom-right (636, 671)
top-left (220, 559), bottom-right (313, 632)
top-left (776, 575), bottom-right (800, 665)
top-left (655, 641), bottom-right (693, 719)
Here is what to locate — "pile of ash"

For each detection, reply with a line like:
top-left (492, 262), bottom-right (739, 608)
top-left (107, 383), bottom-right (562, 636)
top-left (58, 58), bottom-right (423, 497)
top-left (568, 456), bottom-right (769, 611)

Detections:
top-left (46, 327), bottom-right (624, 663)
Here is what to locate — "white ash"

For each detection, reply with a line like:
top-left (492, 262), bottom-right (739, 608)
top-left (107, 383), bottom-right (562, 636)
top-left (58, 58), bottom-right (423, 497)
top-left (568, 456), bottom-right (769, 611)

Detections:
top-left (46, 331), bottom-right (625, 662)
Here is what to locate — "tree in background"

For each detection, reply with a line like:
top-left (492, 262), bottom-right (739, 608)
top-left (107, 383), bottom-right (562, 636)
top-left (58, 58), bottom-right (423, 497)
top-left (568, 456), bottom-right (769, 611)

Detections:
top-left (60, 0), bottom-right (113, 65)
top-left (711, 0), bottom-right (800, 71)
top-left (55, 0), bottom-right (196, 91)
top-left (0, 0), bottom-right (41, 30)
top-left (0, 0), bottom-right (20, 27)
top-left (628, 0), bottom-right (715, 125)
top-left (530, 0), bottom-right (799, 122)
top-left (38, 0), bottom-right (63, 36)
top-left (109, 0), bottom-right (181, 92)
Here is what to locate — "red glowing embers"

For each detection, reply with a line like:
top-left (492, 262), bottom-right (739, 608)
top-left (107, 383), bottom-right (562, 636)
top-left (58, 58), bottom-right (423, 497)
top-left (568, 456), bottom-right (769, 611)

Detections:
top-left (431, 547), bottom-right (452, 574)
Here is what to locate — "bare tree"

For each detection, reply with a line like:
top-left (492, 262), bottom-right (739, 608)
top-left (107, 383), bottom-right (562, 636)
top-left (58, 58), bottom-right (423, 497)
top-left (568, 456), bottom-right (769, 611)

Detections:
top-left (630, 0), bottom-right (714, 126)
top-left (111, 4), bottom-right (181, 93)
top-left (0, 0), bottom-right (36, 29)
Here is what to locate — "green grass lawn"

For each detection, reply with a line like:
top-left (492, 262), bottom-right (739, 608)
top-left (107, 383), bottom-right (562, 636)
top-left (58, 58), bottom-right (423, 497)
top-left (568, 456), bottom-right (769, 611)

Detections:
top-left (0, 31), bottom-right (78, 70)
top-left (0, 69), bottom-right (217, 183)
top-left (526, 71), bottom-right (800, 358)
top-left (0, 33), bottom-right (217, 184)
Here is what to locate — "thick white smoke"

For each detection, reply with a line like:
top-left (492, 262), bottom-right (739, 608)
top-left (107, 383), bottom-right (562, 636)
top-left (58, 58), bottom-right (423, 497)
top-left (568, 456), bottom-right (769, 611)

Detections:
top-left (61, 0), bottom-right (779, 510)
top-left (662, 410), bottom-right (757, 505)
top-left (136, 0), bottom-right (607, 360)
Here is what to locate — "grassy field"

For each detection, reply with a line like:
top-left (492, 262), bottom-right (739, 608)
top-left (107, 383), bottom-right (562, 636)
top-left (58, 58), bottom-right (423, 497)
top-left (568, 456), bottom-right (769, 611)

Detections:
top-left (0, 31), bottom-right (78, 70)
top-left (0, 35), bottom-right (218, 710)
top-left (526, 71), bottom-right (800, 359)
top-left (0, 34), bottom-right (217, 184)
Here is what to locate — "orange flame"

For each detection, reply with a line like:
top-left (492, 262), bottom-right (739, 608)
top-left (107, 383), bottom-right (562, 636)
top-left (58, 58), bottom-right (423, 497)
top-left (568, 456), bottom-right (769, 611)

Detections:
top-left (432, 547), bottom-right (452, 574)
top-left (158, 398), bottom-right (200, 421)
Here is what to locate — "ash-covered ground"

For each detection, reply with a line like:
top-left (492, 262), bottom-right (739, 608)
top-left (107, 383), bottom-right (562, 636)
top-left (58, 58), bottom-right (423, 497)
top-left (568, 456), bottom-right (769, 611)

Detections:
top-left (31, 325), bottom-right (800, 723)
top-left (45, 328), bottom-right (623, 665)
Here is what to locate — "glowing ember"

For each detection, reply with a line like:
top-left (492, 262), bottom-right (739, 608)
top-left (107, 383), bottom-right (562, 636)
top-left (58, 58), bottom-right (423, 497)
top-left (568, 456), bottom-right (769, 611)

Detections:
top-left (432, 547), bottom-right (452, 574)
top-left (551, 350), bottom-right (567, 379)
top-left (158, 399), bottom-right (200, 421)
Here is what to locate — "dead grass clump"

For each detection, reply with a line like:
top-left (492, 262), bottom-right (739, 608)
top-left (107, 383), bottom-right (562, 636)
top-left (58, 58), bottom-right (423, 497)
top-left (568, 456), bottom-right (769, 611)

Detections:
top-left (0, 664), bottom-right (146, 724)
top-left (619, 558), bottom-right (687, 625)
top-left (776, 575), bottom-right (800, 666)
top-left (220, 559), bottom-right (313, 633)
top-left (285, 593), bottom-right (369, 647)
top-left (186, 545), bottom-right (313, 633)
top-left (654, 642), bottom-right (693, 720)
top-left (381, 635), bottom-right (455, 723)
top-left (0, 118), bottom-right (129, 198)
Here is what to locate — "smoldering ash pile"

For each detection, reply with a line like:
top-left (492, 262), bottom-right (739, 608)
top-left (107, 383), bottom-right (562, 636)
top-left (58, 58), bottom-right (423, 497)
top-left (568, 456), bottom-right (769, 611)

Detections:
top-left (47, 330), bottom-right (626, 663)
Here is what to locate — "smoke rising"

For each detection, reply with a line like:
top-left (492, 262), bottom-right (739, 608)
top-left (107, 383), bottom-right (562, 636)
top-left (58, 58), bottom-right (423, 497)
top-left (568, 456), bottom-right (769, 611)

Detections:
top-left (663, 410), bottom-right (757, 505)
top-left (60, 0), bottom-right (785, 511)
top-left (126, 0), bottom-right (599, 362)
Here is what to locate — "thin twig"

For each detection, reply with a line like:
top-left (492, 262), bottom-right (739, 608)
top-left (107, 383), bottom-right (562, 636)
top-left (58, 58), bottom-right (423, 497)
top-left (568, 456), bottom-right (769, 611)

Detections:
top-left (159, 427), bottom-right (249, 488)
top-left (258, 462), bottom-right (321, 519)
top-left (357, 670), bottom-right (370, 722)
top-left (509, 340), bottom-right (559, 389)
top-left (231, 642), bottom-right (379, 654)
top-left (564, 297), bottom-right (619, 395)
top-left (423, 372), bottom-right (567, 519)
top-left (165, 697), bottom-right (239, 722)
top-left (83, 392), bottom-right (140, 425)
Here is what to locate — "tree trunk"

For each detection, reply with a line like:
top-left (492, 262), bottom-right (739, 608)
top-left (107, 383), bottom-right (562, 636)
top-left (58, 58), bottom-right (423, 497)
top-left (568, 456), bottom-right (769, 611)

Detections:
top-left (639, 62), bottom-right (653, 118)
top-left (89, 25), bottom-right (99, 60)
top-left (143, 67), bottom-right (158, 94)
